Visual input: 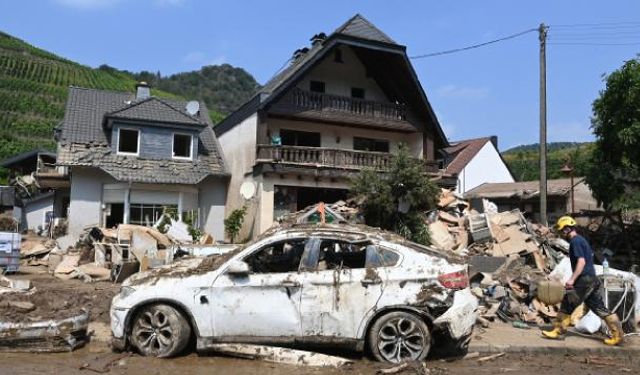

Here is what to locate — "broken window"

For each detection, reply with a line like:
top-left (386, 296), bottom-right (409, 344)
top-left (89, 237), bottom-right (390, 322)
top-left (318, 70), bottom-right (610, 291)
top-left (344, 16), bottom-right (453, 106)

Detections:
top-left (353, 137), bottom-right (390, 153)
top-left (351, 87), bottom-right (365, 99)
top-left (309, 80), bottom-right (325, 93)
top-left (244, 239), bottom-right (307, 274)
top-left (316, 240), bottom-right (369, 270)
top-left (118, 128), bottom-right (139, 155)
top-left (280, 129), bottom-right (321, 147)
top-left (172, 133), bottom-right (192, 159)
top-left (130, 204), bottom-right (176, 226)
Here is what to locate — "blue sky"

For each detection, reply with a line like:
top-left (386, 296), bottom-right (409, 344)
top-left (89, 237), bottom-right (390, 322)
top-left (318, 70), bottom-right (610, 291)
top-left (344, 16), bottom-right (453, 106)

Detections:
top-left (1, 0), bottom-right (639, 150)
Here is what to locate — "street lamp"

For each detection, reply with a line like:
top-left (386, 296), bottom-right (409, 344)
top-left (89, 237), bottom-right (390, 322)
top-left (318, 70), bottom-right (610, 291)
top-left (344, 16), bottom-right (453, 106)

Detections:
top-left (560, 162), bottom-right (574, 213)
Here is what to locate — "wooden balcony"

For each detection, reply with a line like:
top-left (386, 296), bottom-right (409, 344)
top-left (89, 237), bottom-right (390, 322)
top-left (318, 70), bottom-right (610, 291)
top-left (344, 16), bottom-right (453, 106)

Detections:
top-left (269, 88), bottom-right (416, 132)
top-left (35, 160), bottom-right (69, 188)
top-left (256, 145), bottom-right (440, 173)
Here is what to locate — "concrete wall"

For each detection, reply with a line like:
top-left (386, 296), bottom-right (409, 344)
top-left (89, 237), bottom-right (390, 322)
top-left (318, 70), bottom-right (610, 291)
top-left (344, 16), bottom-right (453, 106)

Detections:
top-left (22, 195), bottom-right (54, 232)
top-left (112, 122), bottom-right (198, 160)
top-left (296, 46), bottom-right (388, 102)
top-left (457, 142), bottom-right (514, 194)
top-left (267, 118), bottom-right (423, 157)
top-left (198, 176), bottom-right (228, 241)
top-left (217, 113), bottom-right (258, 239)
top-left (68, 167), bottom-right (116, 239)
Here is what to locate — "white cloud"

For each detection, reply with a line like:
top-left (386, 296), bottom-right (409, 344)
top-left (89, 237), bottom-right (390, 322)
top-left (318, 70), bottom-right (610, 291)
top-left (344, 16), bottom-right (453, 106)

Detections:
top-left (548, 121), bottom-right (595, 142)
top-left (436, 84), bottom-right (490, 99)
top-left (54, 0), bottom-right (120, 9)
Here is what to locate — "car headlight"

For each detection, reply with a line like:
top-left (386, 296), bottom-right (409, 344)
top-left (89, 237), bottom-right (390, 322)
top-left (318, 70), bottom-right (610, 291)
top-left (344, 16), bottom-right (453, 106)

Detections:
top-left (120, 286), bottom-right (136, 299)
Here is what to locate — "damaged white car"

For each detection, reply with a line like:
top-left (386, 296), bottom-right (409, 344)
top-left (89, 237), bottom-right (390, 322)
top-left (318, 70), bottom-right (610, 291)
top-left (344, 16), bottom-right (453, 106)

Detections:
top-left (110, 224), bottom-right (478, 363)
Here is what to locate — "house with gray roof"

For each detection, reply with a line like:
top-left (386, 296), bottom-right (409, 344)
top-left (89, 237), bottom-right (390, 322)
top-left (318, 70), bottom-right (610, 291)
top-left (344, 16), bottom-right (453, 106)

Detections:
top-left (46, 83), bottom-right (228, 240)
top-left (215, 14), bottom-right (454, 238)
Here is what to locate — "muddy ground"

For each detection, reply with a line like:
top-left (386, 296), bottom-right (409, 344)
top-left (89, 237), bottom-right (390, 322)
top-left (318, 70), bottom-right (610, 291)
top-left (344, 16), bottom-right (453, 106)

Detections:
top-left (2, 349), bottom-right (638, 375)
top-left (0, 269), bottom-right (119, 324)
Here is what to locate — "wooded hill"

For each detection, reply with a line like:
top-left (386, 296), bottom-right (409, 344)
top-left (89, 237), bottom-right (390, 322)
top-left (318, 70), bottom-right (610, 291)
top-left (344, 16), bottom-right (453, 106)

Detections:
top-left (502, 142), bottom-right (595, 181)
top-left (0, 31), bottom-right (259, 165)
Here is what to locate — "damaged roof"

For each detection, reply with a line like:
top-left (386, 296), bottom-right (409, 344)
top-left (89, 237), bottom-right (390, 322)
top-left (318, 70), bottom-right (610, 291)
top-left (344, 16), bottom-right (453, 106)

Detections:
top-left (56, 87), bottom-right (228, 184)
top-left (465, 177), bottom-right (585, 200)
top-left (215, 14), bottom-right (448, 148)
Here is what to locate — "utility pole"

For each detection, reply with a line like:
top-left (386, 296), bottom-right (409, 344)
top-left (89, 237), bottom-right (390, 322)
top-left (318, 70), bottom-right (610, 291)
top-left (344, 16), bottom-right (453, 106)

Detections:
top-left (539, 23), bottom-right (548, 226)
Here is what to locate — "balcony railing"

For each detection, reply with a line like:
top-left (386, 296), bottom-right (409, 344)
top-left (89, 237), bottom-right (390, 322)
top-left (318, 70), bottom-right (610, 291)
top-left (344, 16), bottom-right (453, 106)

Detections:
top-left (257, 145), bottom-right (439, 173)
top-left (277, 88), bottom-right (407, 121)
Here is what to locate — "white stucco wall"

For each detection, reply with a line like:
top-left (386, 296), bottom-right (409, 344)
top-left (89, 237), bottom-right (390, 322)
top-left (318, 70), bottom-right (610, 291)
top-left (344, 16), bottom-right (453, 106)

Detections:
top-left (22, 195), bottom-right (54, 232)
top-left (68, 167), bottom-right (115, 239)
top-left (198, 176), bottom-right (227, 241)
top-left (268, 119), bottom-right (423, 157)
top-left (456, 141), bottom-right (514, 194)
top-left (296, 46), bottom-right (388, 102)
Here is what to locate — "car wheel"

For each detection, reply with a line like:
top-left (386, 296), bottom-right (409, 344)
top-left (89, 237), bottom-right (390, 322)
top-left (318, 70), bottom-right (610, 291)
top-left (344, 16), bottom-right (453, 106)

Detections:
top-left (368, 311), bottom-right (431, 363)
top-left (130, 304), bottom-right (191, 358)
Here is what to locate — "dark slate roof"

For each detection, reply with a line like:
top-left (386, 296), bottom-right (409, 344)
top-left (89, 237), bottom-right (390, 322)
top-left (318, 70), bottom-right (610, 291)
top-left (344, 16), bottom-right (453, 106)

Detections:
top-left (333, 14), bottom-right (396, 44)
top-left (57, 87), bottom-right (228, 184)
top-left (107, 97), bottom-right (206, 126)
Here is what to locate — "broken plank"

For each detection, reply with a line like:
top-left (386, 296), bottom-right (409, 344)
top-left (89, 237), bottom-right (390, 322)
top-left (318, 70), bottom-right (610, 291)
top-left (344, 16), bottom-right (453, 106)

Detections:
top-left (208, 343), bottom-right (352, 367)
top-left (376, 363), bottom-right (409, 374)
top-left (477, 352), bottom-right (505, 362)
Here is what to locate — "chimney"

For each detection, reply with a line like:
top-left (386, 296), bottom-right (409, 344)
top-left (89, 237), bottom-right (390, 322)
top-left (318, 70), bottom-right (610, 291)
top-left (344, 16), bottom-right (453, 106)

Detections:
top-left (292, 47), bottom-right (309, 61)
top-left (489, 135), bottom-right (498, 149)
top-left (310, 32), bottom-right (327, 46)
top-left (135, 81), bottom-right (151, 100)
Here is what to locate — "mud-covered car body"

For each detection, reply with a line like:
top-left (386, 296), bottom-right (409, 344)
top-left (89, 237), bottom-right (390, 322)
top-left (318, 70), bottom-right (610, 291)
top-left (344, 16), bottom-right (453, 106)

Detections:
top-left (111, 224), bottom-right (477, 361)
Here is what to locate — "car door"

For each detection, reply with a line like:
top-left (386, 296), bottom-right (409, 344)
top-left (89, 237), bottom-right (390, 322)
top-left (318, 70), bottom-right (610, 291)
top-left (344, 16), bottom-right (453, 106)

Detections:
top-left (209, 237), bottom-right (308, 339)
top-left (299, 237), bottom-right (386, 339)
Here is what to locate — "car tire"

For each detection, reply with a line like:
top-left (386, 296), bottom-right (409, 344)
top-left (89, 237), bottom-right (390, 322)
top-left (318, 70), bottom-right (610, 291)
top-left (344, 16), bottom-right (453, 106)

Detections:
top-left (129, 304), bottom-right (191, 358)
top-left (368, 311), bottom-right (431, 363)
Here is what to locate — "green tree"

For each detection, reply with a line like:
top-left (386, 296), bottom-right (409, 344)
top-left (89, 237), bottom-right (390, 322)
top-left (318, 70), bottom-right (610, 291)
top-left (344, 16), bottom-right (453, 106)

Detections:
top-left (224, 206), bottom-right (247, 243)
top-left (586, 58), bottom-right (640, 210)
top-left (350, 144), bottom-right (440, 245)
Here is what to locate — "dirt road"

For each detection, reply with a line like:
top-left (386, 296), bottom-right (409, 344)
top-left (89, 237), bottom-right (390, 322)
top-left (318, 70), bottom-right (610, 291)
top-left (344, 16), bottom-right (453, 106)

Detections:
top-left (2, 347), bottom-right (638, 375)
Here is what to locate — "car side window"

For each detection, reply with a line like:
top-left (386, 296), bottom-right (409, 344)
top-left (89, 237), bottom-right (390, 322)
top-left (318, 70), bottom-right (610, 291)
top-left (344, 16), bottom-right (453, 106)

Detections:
top-left (316, 240), bottom-right (369, 270)
top-left (367, 245), bottom-right (400, 267)
top-left (243, 239), bottom-right (306, 274)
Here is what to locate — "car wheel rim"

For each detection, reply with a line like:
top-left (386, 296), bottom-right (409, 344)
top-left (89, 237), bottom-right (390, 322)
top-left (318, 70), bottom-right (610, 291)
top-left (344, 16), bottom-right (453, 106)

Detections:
top-left (133, 309), bottom-right (174, 354)
top-left (377, 317), bottom-right (426, 363)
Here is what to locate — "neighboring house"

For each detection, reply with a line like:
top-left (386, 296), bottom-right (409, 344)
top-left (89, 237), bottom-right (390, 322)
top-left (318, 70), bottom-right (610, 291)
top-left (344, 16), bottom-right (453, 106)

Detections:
top-left (443, 136), bottom-right (514, 195)
top-left (47, 84), bottom-right (229, 240)
top-left (465, 177), bottom-right (601, 224)
top-left (215, 14), bottom-right (453, 238)
top-left (0, 149), bottom-right (62, 232)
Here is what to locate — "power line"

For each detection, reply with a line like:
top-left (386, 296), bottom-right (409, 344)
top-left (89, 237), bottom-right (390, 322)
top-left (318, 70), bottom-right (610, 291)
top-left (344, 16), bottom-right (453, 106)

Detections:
top-left (409, 28), bottom-right (537, 59)
top-left (548, 42), bottom-right (640, 46)
top-left (549, 21), bottom-right (640, 28)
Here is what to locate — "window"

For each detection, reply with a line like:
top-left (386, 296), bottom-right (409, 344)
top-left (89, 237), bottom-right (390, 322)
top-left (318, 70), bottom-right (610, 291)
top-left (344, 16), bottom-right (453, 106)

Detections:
top-left (129, 204), bottom-right (176, 226)
top-left (309, 80), bottom-right (325, 93)
top-left (118, 128), bottom-right (139, 155)
top-left (172, 133), bottom-right (192, 159)
top-left (244, 239), bottom-right (307, 273)
top-left (280, 129), bottom-right (321, 147)
top-left (316, 240), bottom-right (369, 270)
top-left (353, 137), bottom-right (390, 153)
top-left (351, 87), bottom-right (365, 99)
top-left (333, 48), bottom-right (343, 63)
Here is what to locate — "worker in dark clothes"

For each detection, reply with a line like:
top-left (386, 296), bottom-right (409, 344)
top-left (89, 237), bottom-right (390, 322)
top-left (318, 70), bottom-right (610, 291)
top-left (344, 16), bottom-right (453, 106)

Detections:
top-left (542, 216), bottom-right (624, 345)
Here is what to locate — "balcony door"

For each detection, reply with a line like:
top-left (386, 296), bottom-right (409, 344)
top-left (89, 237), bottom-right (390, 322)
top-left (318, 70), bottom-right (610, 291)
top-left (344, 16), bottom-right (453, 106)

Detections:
top-left (280, 129), bottom-right (321, 147)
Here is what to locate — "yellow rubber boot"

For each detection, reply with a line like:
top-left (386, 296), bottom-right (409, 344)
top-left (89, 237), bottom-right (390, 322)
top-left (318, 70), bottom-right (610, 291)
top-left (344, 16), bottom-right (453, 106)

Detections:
top-left (542, 313), bottom-right (571, 339)
top-left (603, 314), bottom-right (624, 346)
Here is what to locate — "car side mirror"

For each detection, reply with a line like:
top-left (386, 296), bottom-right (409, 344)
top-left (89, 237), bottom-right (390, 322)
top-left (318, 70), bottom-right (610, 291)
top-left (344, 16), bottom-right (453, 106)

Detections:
top-left (227, 260), bottom-right (250, 276)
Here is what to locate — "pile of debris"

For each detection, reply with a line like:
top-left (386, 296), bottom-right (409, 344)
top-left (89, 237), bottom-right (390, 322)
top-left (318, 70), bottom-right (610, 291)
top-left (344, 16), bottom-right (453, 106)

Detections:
top-left (16, 217), bottom-right (229, 283)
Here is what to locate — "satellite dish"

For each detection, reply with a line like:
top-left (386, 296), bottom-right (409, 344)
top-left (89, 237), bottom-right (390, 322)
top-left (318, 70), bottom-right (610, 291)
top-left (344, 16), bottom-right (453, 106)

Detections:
top-left (240, 182), bottom-right (256, 200)
top-left (185, 101), bottom-right (200, 116)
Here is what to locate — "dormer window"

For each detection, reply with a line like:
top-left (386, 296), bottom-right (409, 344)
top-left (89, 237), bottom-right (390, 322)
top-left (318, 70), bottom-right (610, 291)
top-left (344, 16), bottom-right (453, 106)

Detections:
top-left (117, 128), bottom-right (140, 156)
top-left (173, 133), bottom-right (193, 160)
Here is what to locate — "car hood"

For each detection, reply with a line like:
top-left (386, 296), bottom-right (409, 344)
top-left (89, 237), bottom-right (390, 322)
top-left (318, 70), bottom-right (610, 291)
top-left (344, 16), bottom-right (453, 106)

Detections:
top-left (123, 249), bottom-right (242, 287)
